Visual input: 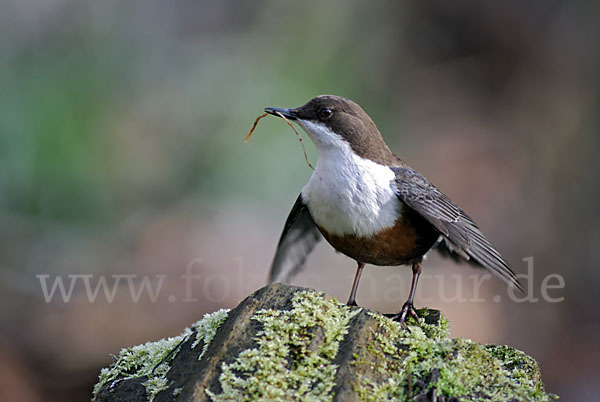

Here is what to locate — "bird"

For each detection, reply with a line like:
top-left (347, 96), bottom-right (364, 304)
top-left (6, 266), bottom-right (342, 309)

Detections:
top-left (264, 95), bottom-right (521, 323)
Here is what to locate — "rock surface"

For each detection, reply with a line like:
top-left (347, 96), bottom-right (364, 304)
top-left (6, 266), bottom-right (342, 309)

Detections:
top-left (93, 283), bottom-right (555, 401)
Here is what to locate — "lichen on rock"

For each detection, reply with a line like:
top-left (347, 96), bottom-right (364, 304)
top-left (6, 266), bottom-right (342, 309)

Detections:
top-left (353, 311), bottom-right (556, 401)
top-left (92, 284), bottom-right (556, 401)
top-left (192, 309), bottom-right (231, 361)
top-left (207, 290), bottom-right (360, 401)
top-left (92, 309), bottom-right (229, 401)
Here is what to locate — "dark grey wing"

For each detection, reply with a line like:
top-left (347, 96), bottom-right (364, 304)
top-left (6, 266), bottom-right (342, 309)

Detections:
top-left (269, 194), bottom-right (322, 283)
top-left (392, 167), bottom-right (522, 291)
top-left (434, 237), bottom-right (483, 267)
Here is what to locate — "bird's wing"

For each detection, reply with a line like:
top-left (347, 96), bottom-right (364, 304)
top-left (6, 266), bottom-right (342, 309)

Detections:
top-left (391, 167), bottom-right (522, 291)
top-left (269, 194), bottom-right (322, 283)
top-left (434, 236), bottom-right (484, 267)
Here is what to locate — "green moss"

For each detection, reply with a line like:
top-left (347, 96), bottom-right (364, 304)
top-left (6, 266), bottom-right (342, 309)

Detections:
top-left (354, 312), bottom-right (556, 401)
top-left (92, 309), bottom-right (229, 401)
top-left (207, 290), bottom-right (360, 401)
top-left (93, 291), bottom-right (555, 401)
top-left (192, 309), bottom-right (231, 360)
top-left (485, 344), bottom-right (550, 398)
top-left (143, 361), bottom-right (171, 401)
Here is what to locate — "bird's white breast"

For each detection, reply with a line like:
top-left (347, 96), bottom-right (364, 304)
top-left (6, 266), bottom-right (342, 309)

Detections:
top-left (300, 133), bottom-right (400, 237)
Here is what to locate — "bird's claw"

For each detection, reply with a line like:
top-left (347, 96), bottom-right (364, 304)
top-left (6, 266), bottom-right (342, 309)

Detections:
top-left (392, 302), bottom-right (419, 325)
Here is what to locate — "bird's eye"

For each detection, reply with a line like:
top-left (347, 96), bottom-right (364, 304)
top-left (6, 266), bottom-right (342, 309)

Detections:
top-left (318, 108), bottom-right (333, 120)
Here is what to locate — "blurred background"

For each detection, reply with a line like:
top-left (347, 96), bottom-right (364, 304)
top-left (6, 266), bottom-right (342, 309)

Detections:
top-left (1, 0), bottom-right (598, 400)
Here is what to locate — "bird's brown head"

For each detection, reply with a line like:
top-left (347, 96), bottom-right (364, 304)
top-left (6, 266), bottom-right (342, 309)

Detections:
top-left (266, 95), bottom-right (399, 166)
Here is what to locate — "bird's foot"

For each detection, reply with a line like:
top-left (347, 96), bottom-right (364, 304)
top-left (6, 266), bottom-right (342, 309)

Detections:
top-left (391, 301), bottom-right (419, 325)
top-left (346, 298), bottom-right (359, 307)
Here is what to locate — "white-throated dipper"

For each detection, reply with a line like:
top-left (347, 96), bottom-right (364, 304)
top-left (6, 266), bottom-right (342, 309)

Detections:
top-left (265, 95), bottom-right (521, 323)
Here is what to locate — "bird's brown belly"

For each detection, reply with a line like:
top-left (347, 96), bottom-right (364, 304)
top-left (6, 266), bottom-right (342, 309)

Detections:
top-left (317, 206), bottom-right (439, 266)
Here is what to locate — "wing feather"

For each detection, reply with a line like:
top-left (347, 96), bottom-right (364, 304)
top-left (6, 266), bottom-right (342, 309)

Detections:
top-left (269, 194), bottom-right (322, 283)
top-left (393, 167), bottom-right (522, 291)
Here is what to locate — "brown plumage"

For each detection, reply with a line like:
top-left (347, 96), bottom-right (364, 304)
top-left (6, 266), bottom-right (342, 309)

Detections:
top-left (317, 204), bottom-right (439, 267)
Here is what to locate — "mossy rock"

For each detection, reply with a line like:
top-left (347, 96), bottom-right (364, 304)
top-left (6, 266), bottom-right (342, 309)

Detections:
top-left (93, 283), bottom-right (556, 401)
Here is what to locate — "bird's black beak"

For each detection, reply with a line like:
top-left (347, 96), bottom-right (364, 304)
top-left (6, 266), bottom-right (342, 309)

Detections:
top-left (265, 107), bottom-right (298, 120)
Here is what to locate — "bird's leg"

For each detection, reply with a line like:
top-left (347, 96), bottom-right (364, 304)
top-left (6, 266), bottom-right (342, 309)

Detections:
top-left (392, 262), bottom-right (422, 324)
top-left (346, 261), bottom-right (365, 306)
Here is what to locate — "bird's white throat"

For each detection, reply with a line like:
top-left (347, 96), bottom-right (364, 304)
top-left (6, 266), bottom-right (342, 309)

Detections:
top-left (298, 120), bottom-right (400, 237)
